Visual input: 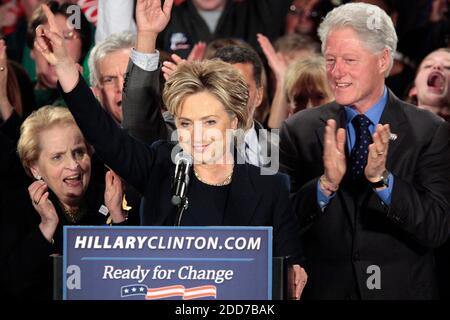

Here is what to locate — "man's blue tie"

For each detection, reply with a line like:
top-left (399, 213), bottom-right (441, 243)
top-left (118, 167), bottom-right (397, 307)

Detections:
top-left (349, 114), bottom-right (372, 180)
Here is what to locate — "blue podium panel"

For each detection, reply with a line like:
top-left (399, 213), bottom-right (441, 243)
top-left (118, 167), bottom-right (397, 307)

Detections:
top-left (63, 226), bottom-right (272, 300)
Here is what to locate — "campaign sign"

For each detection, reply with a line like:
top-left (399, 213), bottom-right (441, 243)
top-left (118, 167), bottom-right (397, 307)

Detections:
top-left (63, 226), bottom-right (272, 300)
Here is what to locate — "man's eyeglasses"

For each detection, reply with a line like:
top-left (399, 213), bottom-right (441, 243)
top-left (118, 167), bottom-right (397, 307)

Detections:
top-left (288, 5), bottom-right (319, 19)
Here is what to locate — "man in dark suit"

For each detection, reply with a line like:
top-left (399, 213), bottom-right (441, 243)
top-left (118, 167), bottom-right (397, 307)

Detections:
top-left (280, 2), bottom-right (450, 299)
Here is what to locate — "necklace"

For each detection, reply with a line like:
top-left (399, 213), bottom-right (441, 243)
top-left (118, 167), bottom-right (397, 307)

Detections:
top-left (58, 199), bottom-right (86, 224)
top-left (194, 167), bottom-right (233, 186)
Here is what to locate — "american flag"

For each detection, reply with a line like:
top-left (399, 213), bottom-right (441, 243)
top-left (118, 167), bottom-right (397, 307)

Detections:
top-left (121, 284), bottom-right (217, 300)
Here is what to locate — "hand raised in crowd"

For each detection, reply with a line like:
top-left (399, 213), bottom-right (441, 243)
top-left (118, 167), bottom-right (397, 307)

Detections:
top-left (28, 179), bottom-right (59, 243)
top-left (104, 170), bottom-right (127, 223)
top-left (0, 39), bottom-right (13, 121)
top-left (288, 264), bottom-right (308, 300)
top-left (257, 33), bottom-right (291, 129)
top-left (136, 0), bottom-right (173, 34)
top-left (162, 53), bottom-right (185, 80)
top-left (135, 0), bottom-right (173, 53)
top-left (187, 41), bottom-right (207, 62)
top-left (161, 42), bottom-right (206, 80)
top-left (365, 124), bottom-right (391, 183)
top-left (33, 4), bottom-right (79, 92)
top-left (257, 33), bottom-right (288, 83)
top-left (321, 119), bottom-right (346, 195)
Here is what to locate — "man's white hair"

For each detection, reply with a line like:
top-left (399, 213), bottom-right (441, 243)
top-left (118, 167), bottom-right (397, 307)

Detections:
top-left (318, 2), bottom-right (398, 77)
top-left (88, 31), bottom-right (136, 87)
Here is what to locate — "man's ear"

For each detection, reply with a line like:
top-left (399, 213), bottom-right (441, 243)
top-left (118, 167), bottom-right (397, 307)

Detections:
top-left (231, 116), bottom-right (238, 130)
top-left (408, 85), bottom-right (417, 98)
top-left (75, 63), bottom-right (84, 74)
top-left (254, 86), bottom-right (264, 109)
top-left (379, 48), bottom-right (390, 75)
top-left (91, 86), bottom-right (102, 103)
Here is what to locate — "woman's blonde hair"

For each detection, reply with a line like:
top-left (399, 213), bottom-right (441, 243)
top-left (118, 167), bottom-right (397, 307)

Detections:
top-left (285, 55), bottom-right (333, 110)
top-left (163, 60), bottom-right (249, 129)
top-left (17, 106), bottom-right (90, 177)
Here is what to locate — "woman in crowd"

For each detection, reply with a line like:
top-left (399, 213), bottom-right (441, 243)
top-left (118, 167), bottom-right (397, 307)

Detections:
top-left (285, 55), bottom-right (334, 115)
top-left (0, 106), bottom-right (128, 299)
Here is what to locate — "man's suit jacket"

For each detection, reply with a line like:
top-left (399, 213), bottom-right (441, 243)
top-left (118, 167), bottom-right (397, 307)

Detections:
top-left (280, 90), bottom-right (450, 299)
top-left (121, 60), bottom-right (277, 169)
top-left (62, 76), bottom-right (303, 260)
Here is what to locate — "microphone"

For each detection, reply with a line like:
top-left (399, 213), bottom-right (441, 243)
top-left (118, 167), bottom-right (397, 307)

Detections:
top-left (171, 152), bottom-right (192, 207)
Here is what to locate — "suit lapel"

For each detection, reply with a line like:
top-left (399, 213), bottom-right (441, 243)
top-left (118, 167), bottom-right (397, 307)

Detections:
top-left (316, 103), bottom-right (348, 151)
top-left (222, 164), bottom-right (260, 226)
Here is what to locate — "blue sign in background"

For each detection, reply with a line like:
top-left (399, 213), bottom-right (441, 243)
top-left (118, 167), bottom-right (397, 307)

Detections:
top-left (63, 226), bottom-right (272, 300)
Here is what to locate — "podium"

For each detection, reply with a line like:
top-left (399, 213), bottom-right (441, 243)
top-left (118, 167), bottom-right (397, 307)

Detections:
top-left (53, 255), bottom-right (288, 300)
top-left (58, 226), bottom-right (289, 300)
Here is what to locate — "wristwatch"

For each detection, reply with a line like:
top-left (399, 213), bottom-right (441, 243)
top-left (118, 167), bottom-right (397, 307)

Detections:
top-left (370, 169), bottom-right (390, 189)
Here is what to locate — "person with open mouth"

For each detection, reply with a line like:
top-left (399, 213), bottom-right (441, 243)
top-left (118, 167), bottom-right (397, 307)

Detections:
top-left (411, 48), bottom-right (450, 121)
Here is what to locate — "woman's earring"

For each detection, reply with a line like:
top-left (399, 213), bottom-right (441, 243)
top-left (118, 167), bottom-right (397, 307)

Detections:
top-left (35, 175), bottom-right (42, 181)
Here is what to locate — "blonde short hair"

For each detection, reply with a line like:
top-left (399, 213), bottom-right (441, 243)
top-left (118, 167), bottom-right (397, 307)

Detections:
top-left (285, 55), bottom-right (333, 108)
top-left (17, 106), bottom-right (90, 177)
top-left (162, 60), bottom-right (249, 129)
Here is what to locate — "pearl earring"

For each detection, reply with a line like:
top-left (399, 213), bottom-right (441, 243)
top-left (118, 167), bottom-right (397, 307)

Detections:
top-left (35, 175), bottom-right (42, 181)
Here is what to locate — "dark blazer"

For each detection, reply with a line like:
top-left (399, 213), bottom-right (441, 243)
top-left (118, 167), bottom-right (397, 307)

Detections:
top-left (280, 90), bottom-right (450, 299)
top-left (61, 76), bottom-right (303, 260)
top-left (121, 60), bottom-right (171, 145)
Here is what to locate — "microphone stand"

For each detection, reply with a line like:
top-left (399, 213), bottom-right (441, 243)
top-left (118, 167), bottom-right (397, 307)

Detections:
top-left (174, 197), bottom-right (189, 226)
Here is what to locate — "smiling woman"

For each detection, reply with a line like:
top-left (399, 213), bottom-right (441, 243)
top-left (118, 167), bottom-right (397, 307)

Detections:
top-left (163, 60), bottom-right (248, 169)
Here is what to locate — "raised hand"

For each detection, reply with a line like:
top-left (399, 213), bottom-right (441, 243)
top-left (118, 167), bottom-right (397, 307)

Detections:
top-left (136, 0), bottom-right (173, 34)
top-left (257, 33), bottom-right (288, 82)
top-left (104, 170), bottom-right (126, 223)
top-left (187, 41), bottom-right (206, 62)
top-left (365, 123), bottom-right (391, 183)
top-left (33, 4), bottom-right (79, 91)
top-left (34, 4), bottom-right (69, 66)
top-left (28, 179), bottom-right (59, 243)
top-left (322, 119), bottom-right (346, 194)
top-left (162, 53), bottom-right (186, 80)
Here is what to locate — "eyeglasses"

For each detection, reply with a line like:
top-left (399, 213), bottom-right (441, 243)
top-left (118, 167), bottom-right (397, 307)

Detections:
top-left (292, 92), bottom-right (325, 110)
top-left (62, 30), bottom-right (79, 41)
top-left (288, 5), bottom-right (319, 19)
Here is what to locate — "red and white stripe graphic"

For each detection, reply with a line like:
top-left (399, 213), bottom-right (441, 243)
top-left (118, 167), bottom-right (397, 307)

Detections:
top-left (145, 284), bottom-right (217, 300)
